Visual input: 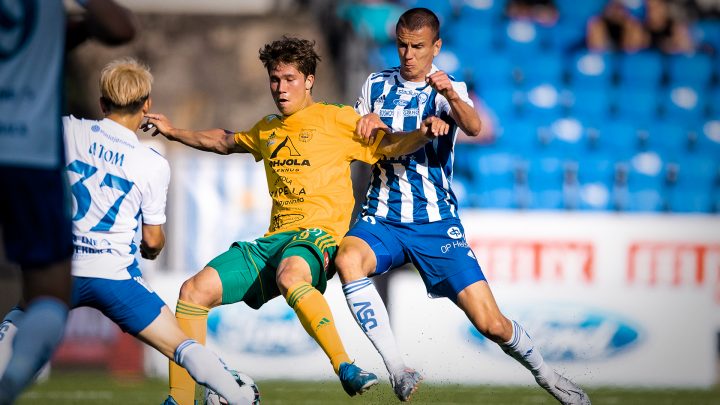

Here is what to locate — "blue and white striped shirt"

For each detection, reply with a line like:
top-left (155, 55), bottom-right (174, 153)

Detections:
top-left (355, 64), bottom-right (473, 223)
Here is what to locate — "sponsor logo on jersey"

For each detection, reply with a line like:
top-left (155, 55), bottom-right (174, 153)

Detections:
top-left (396, 88), bottom-right (418, 97)
top-left (266, 131), bottom-right (277, 147)
top-left (467, 304), bottom-right (642, 361)
top-left (393, 99), bottom-right (410, 107)
top-left (269, 136), bottom-right (311, 167)
top-left (403, 108), bottom-right (419, 117)
top-left (441, 240), bottom-right (469, 254)
top-left (447, 226), bottom-right (463, 239)
top-left (272, 213), bottom-right (304, 230)
top-left (378, 109), bottom-right (394, 118)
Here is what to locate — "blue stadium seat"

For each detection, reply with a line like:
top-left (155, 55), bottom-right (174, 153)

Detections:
top-left (548, 117), bottom-right (587, 156)
top-left (693, 120), bottom-right (720, 156)
top-left (613, 86), bottom-right (660, 124)
top-left (547, 21), bottom-right (587, 52)
top-left (526, 153), bottom-right (566, 210)
top-left (516, 51), bottom-right (564, 86)
top-left (402, 0), bottom-right (454, 24)
top-left (577, 155), bottom-right (614, 210)
top-left (435, 45), bottom-right (467, 82)
top-left (667, 189), bottom-right (711, 213)
top-left (500, 20), bottom-right (546, 59)
top-left (691, 20), bottom-right (720, 54)
top-left (595, 119), bottom-right (642, 157)
top-left (521, 83), bottom-right (563, 124)
top-left (495, 120), bottom-right (541, 152)
top-left (371, 43), bottom-right (399, 69)
top-left (478, 84), bottom-right (521, 119)
top-left (567, 85), bottom-right (612, 124)
top-left (641, 120), bottom-right (690, 159)
top-left (667, 53), bottom-right (714, 88)
top-left (475, 150), bottom-right (522, 209)
top-left (617, 52), bottom-right (664, 89)
top-left (661, 85), bottom-right (707, 124)
top-left (568, 51), bottom-right (615, 88)
top-left (445, 15), bottom-right (496, 53)
top-left (471, 53), bottom-right (515, 89)
top-left (555, 0), bottom-right (605, 22)
top-left (626, 151), bottom-right (667, 212)
top-left (709, 88), bottom-right (720, 118)
top-left (457, 0), bottom-right (505, 22)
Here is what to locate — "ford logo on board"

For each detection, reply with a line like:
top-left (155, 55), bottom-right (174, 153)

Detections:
top-left (208, 300), bottom-right (317, 355)
top-left (466, 304), bottom-right (642, 362)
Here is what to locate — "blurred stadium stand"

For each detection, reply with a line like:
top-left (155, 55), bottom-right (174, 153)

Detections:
top-left (337, 0), bottom-right (720, 214)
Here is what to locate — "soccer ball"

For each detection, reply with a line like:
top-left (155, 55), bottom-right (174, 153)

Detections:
top-left (205, 370), bottom-right (260, 405)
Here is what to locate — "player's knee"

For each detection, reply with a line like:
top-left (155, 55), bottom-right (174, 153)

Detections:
top-left (178, 276), bottom-right (216, 308)
top-left (276, 261), bottom-right (312, 295)
top-left (478, 316), bottom-right (511, 343)
top-left (334, 249), bottom-right (369, 282)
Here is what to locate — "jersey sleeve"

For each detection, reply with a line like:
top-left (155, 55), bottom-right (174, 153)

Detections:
top-left (436, 81), bottom-right (474, 115)
top-left (141, 156), bottom-right (170, 225)
top-left (335, 105), bottom-right (384, 164)
top-left (233, 123), bottom-right (263, 161)
top-left (353, 74), bottom-right (373, 115)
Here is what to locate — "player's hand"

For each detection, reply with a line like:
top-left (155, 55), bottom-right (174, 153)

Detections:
top-left (420, 116), bottom-right (450, 139)
top-left (142, 113), bottom-right (174, 138)
top-left (355, 113), bottom-right (389, 145)
top-left (426, 71), bottom-right (458, 101)
top-left (140, 240), bottom-right (159, 260)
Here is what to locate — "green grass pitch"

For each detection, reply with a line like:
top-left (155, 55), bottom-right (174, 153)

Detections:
top-left (16, 371), bottom-right (720, 404)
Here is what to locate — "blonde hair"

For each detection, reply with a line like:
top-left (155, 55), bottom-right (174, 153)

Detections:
top-left (99, 57), bottom-right (152, 113)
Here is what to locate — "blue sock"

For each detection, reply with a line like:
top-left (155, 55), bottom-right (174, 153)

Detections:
top-left (0, 298), bottom-right (68, 403)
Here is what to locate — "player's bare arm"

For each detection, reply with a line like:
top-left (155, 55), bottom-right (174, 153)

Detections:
top-left (376, 116), bottom-right (449, 157)
top-left (426, 71), bottom-right (483, 138)
top-left (140, 224), bottom-right (165, 260)
top-left (355, 112), bottom-right (386, 145)
top-left (143, 113), bottom-right (247, 155)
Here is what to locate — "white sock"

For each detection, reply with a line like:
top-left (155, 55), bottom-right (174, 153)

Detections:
top-left (342, 278), bottom-right (406, 376)
top-left (174, 340), bottom-right (248, 405)
top-left (0, 308), bottom-right (24, 376)
top-left (0, 298), bottom-right (67, 403)
top-left (500, 320), bottom-right (557, 387)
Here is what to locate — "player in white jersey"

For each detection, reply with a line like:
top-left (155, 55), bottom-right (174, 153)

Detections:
top-left (334, 8), bottom-right (591, 405)
top-left (0, 1), bottom-right (135, 403)
top-left (2, 58), bottom-right (251, 405)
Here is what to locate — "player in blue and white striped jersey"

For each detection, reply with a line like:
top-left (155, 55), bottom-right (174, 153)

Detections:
top-left (335, 8), bottom-right (590, 405)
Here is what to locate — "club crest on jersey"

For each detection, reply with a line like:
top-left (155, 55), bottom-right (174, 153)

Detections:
top-left (447, 226), bottom-right (463, 239)
top-left (417, 92), bottom-right (429, 104)
top-left (298, 129), bottom-right (315, 143)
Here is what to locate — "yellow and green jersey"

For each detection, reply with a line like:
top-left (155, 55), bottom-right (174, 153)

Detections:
top-left (234, 102), bottom-right (383, 242)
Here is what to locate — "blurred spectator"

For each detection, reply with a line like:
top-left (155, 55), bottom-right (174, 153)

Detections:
top-left (505, 0), bottom-right (559, 26)
top-left (587, 0), bottom-right (646, 52)
top-left (641, 0), bottom-right (694, 54)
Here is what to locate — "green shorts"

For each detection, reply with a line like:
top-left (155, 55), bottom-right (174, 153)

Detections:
top-left (207, 228), bottom-right (337, 309)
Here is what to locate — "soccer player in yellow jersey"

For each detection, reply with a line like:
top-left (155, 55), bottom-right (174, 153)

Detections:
top-left (145, 36), bottom-right (449, 405)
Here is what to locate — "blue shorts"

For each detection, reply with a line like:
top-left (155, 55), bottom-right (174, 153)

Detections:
top-left (346, 216), bottom-right (486, 301)
top-left (71, 275), bottom-right (166, 335)
top-left (0, 166), bottom-right (73, 268)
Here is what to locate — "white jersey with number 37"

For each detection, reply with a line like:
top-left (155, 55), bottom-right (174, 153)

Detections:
top-left (63, 116), bottom-right (170, 280)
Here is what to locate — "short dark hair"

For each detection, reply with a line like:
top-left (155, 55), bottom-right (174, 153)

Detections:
top-left (396, 7), bottom-right (440, 42)
top-left (258, 36), bottom-right (321, 78)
